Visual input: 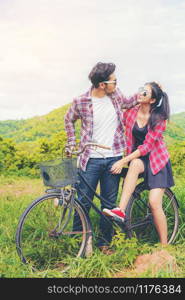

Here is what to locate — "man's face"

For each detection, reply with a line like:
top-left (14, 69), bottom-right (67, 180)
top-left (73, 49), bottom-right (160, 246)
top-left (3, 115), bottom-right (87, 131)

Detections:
top-left (101, 73), bottom-right (117, 95)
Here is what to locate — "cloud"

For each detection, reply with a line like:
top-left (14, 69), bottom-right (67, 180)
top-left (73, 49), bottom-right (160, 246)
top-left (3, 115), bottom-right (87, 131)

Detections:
top-left (0, 0), bottom-right (185, 120)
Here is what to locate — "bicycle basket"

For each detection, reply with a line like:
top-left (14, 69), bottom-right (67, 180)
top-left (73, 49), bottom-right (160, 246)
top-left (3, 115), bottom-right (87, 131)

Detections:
top-left (39, 157), bottom-right (78, 188)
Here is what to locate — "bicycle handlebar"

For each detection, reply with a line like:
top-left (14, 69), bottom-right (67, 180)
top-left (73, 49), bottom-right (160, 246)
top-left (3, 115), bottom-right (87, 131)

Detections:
top-left (65, 142), bottom-right (111, 155)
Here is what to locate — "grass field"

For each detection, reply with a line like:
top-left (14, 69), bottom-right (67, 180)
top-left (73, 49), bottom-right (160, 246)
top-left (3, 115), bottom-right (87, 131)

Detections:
top-left (0, 175), bottom-right (185, 278)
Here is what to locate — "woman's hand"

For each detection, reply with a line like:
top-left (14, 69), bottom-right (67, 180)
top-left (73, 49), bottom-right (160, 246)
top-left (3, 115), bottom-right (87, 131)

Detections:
top-left (111, 158), bottom-right (129, 174)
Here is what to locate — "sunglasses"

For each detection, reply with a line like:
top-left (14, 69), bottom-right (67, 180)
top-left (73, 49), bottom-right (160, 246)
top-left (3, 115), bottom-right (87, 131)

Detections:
top-left (103, 79), bottom-right (117, 85)
top-left (138, 87), bottom-right (150, 97)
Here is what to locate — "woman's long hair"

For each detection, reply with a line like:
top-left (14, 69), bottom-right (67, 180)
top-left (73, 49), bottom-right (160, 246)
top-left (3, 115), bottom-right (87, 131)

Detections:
top-left (146, 82), bottom-right (170, 130)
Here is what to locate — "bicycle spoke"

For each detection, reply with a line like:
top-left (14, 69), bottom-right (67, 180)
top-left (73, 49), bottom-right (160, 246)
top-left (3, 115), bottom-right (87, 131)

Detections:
top-left (126, 186), bottom-right (179, 244)
top-left (16, 194), bottom-right (89, 270)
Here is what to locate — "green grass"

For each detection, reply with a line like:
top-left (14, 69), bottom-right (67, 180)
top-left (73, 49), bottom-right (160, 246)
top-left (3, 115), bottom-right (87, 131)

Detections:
top-left (0, 175), bottom-right (185, 278)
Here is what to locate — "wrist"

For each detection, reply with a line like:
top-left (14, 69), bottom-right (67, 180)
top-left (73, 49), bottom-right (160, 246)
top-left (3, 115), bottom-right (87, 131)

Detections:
top-left (123, 156), bottom-right (130, 164)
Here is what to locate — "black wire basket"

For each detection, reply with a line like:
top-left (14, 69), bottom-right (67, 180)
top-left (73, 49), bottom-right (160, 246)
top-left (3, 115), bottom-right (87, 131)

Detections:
top-left (39, 157), bottom-right (78, 188)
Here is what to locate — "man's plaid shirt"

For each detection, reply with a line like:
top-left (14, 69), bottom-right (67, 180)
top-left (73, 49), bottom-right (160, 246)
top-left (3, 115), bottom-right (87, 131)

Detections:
top-left (123, 105), bottom-right (170, 175)
top-left (64, 87), bottom-right (137, 171)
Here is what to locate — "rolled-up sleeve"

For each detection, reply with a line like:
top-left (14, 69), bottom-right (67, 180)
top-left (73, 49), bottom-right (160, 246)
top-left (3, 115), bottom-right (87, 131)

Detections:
top-left (138, 120), bottom-right (166, 156)
top-left (116, 88), bottom-right (138, 109)
top-left (64, 99), bottom-right (79, 145)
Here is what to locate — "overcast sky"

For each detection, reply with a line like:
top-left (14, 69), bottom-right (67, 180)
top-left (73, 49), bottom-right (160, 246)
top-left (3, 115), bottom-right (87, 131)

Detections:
top-left (0, 0), bottom-right (185, 120)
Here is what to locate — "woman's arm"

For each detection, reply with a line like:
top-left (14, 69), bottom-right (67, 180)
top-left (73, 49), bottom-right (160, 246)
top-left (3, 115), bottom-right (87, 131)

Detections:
top-left (138, 120), bottom-right (166, 156)
top-left (111, 149), bottom-right (141, 174)
top-left (111, 120), bottom-right (167, 174)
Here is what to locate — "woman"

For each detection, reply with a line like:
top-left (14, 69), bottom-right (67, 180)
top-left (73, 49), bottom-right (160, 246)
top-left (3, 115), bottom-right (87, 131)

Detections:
top-left (103, 82), bottom-right (174, 245)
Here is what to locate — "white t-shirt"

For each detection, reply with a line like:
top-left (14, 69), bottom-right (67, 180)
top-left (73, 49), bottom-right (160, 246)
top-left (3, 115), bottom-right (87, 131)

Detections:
top-left (90, 96), bottom-right (122, 158)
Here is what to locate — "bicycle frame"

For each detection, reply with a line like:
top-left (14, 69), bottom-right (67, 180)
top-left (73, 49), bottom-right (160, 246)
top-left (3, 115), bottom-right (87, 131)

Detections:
top-left (69, 170), bottom-right (131, 236)
top-left (76, 171), bottom-right (118, 225)
top-left (71, 172), bottom-right (155, 238)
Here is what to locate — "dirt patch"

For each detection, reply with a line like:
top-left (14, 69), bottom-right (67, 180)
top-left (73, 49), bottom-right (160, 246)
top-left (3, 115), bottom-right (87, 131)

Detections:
top-left (0, 180), bottom-right (44, 197)
top-left (114, 249), bottom-right (178, 277)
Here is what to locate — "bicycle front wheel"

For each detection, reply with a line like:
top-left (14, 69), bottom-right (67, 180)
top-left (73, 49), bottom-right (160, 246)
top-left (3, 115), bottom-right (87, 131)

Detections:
top-left (16, 192), bottom-right (90, 270)
top-left (126, 184), bottom-right (179, 244)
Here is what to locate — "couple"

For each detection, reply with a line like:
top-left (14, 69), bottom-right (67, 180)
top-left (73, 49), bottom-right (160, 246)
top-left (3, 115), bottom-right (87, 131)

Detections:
top-left (64, 62), bottom-right (174, 253)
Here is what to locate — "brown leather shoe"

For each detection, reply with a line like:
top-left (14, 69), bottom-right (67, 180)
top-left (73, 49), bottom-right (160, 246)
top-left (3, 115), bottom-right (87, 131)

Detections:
top-left (99, 246), bottom-right (115, 255)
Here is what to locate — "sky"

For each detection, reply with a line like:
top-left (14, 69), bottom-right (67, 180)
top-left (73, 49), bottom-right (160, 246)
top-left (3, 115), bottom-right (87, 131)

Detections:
top-left (0, 0), bottom-right (185, 120)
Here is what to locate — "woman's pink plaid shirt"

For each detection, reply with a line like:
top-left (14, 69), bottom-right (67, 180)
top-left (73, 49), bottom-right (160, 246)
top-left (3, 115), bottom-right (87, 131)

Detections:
top-left (123, 106), bottom-right (170, 175)
top-left (64, 87), bottom-right (137, 171)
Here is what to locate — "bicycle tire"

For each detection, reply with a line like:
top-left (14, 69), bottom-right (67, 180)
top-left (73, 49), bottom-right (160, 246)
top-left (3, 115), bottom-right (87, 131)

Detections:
top-left (16, 192), bottom-right (90, 270)
top-left (125, 183), bottom-right (179, 244)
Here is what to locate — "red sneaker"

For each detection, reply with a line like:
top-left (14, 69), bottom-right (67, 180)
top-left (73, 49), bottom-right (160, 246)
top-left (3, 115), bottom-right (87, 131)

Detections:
top-left (103, 207), bottom-right (125, 221)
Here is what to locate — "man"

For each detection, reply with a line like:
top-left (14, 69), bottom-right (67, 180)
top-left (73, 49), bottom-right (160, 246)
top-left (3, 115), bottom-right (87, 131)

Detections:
top-left (64, 62), bottom-right (137, 254)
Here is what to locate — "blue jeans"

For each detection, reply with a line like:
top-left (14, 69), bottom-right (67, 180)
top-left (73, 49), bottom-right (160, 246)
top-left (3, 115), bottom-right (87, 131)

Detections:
top-left (74, 156), bottom-right (122, 247)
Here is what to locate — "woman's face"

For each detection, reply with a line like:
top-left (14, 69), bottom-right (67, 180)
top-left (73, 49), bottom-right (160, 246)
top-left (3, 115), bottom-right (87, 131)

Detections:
top-left (138, 84), bottom-right (155, 104)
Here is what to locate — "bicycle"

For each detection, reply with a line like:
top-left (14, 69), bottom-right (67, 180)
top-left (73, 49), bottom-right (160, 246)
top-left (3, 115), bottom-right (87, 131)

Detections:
top-left (16, 143), bottom-right (179, 270)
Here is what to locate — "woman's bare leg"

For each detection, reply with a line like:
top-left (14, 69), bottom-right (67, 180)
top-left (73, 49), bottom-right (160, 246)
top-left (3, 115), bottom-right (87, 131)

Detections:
top-left (149, 188), bottom-right (167, 245)
top-left (119, 159), bottom-right (144, 211)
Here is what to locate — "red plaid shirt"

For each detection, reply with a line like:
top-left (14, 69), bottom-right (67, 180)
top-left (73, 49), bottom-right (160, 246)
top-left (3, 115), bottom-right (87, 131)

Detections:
top-left (64, 87), bottom-right (137, 171)
top-left (123, 105), bottom-right (170, 175)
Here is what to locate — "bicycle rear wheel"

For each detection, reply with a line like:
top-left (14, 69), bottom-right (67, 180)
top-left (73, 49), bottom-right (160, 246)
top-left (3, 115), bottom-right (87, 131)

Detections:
top-left (16, 192), bottom-right (90, 270)
top-left (126, 183), bottom-right (179, 244)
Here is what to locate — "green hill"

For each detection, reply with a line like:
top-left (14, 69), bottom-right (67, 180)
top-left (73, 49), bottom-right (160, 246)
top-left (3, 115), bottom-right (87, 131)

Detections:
top-left (0, 107), bottom-right (185, 144)
top-left (171, 112), bottom-right (185, 131)
top-left (0, 119), bottom-right (25, 138)
top-left (165, 121), bottom-right (185, 144)
top-left (0, 106), bottom-right (184, 177)
top-left (0, 104), bottom-right (71, 142)
top-left (164, 112), bottom-right (185, 145)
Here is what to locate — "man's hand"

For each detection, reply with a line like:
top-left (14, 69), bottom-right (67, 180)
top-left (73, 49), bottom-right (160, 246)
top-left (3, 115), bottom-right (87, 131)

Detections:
top-left (65, 145), bottom-right (75, 157)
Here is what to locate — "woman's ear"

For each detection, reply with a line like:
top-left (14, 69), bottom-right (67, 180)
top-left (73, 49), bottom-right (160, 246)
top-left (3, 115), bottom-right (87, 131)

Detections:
top-left (150, 98), bottom-right (156, 104)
